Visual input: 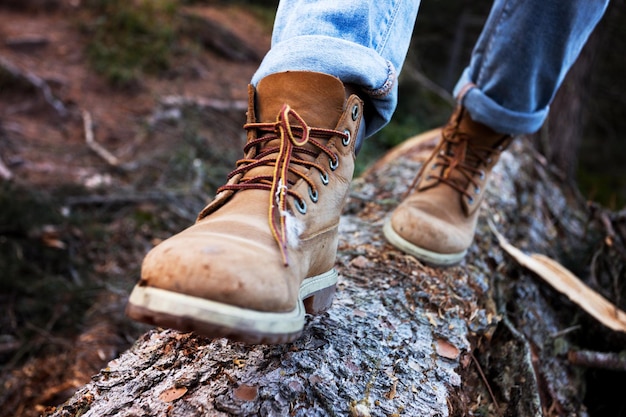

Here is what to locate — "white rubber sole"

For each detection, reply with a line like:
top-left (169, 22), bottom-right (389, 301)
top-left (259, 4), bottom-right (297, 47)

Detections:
top-left (126, 269), bottom-right (338, 344)
top-left (383, 219), bottom-right (466, 266)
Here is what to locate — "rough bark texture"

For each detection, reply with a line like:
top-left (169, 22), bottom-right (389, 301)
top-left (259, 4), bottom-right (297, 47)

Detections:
top-left (46, 131), bottom-right (619, 417)
top-left (532, 32), bottom-right (599, 184)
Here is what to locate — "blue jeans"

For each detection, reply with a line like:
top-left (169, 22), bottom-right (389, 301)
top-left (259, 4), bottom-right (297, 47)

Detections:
top-left (252, 0), bottom-right (609, 137)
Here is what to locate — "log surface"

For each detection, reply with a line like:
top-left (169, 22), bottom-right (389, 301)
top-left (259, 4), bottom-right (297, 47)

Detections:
top-left (49, 131), bottom-right (596, 417)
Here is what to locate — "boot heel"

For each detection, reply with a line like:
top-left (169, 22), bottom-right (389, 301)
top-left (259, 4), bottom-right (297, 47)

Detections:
top-left (303, 284), bottom-right (336, 315)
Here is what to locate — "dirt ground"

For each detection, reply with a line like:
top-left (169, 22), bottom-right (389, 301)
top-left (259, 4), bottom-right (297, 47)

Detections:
top-left (0, 3), bottom-right (267, 187)
top-left (0, 3), bottom-right (272, 416)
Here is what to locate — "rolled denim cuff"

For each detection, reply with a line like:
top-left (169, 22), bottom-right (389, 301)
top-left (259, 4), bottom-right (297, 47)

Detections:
top-left (252, 35), bottom-right (398, 138)
top-left (454, 69), bottom-right (548, 135)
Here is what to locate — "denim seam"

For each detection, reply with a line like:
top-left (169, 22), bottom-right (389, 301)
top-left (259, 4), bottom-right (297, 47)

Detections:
top-left (368, 0), bottom-right (402, 98)
top-left (364, 61), bottom-right (396, 98)
top-left (475, 0), bottom-right (511, 88)
top-left (375, 0), bottom-right (401, 58)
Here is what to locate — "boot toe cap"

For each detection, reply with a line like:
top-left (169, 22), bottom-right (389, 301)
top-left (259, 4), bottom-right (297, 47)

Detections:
top-left (387, 203), bottom-right (472, 256)
top-left (140, 229), bottom-right (296, 313)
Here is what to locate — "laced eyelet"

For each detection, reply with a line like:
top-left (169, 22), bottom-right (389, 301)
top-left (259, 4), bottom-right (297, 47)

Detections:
top-left (295, 198), bottom-right (307, 214)
top-left (329, 154), bottom-right (339, 171)
top-left (431, 163), bottom-right (438, 170)
top-left (426, 175), bottom-right (432, 181)
top-left (342, 130), bottom-right (351, 146)
top-left (487, 157), bottom-right (493, 164)
top-left (467, 196), bottom-right (475, 205)
top-left (320, 171), bottom-right (329, 185)
top-left (474, 186), bottom-right (480, 194)
top-left (351, 104), bottom-right (359, 121)
top-left (308, 186), bottom-right (319, 203)
top-left (479, 170), bottom-right (485, 180)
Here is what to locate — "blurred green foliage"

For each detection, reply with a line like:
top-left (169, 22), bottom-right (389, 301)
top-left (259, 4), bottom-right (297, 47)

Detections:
top-left (83, 0), bottom-right (179, 87)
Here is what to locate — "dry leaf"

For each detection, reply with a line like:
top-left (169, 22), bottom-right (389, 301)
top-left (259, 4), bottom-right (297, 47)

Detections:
top-left (435, 338), bottom-right (460, 360)
top-left (158, 386), bottom-right (188, 402)
top-left (233, 384), bottom-right (258, 401)
top-left (490, 220), bottom-right (626, 333)
top-left (350, 255), bottom-right (371, 269)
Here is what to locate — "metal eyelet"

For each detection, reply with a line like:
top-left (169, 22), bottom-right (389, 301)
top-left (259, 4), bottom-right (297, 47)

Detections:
top-left (479, 170), bottom-right (485, 180)
top-left (342, 130), bottom-right (351, 146)
top-left (431, 163), bottom-right (438, 170)
top-left (295, 198), bottom-right (307, 214)
top-left (351, 104), bottom-right (359, 121)
top-left (308, 186), bottom-right (319, 203)
top-left (320, 171), bottom-right (329, 185)
top-left (329, 154), bottom-right (339, 171)
top-left (475, 186), bottom-right (480, 194)
top-left (467, 196), bottom-right (475, 205)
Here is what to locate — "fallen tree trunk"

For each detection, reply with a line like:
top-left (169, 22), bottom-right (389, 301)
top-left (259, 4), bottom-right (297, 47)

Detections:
top-left (47, 130), bottom-right (625, 417)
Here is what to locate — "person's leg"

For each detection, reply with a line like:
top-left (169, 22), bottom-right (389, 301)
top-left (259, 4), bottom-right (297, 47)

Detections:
top-left (385, 0), bottom-right (609, 266)
top-left (127, 0), bottom-right (420, 343)
top-left (455, 0), bottom-right (609, 134)
top-left (253, 0), bottom-right (420, 140)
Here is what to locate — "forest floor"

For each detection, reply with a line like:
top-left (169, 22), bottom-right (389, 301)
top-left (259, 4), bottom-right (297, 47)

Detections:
top-left (0, 2), bottom-right (272, 416)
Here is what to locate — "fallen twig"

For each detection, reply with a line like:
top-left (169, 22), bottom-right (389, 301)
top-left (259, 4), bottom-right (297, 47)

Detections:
top-left (470, 351), bottom-right (501, 417)
top-left (0, 156), bottom-right (13, 180)
top-left (63, 191), bottom-right (186, 207)
top-left (0, 56), bottom-right (67, 118)
top-left (549, 325), bottom-right (581, 339)
top-left (148, 95), bottom-right (248, 127)
top-left (81, 110), bottom-right (121, 168)
top-left (568, 349), bottom-right (626, 371)
top-left (159, 95), bottom-right (247, 112)
top-left (403, 66), bottom-right (456, 106)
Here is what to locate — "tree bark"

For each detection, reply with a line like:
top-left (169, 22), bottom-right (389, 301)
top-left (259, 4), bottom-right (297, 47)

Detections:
top-left (532, 17), bottom-right (602, 183)
top-left (46, 131), bottom-right (621, 417)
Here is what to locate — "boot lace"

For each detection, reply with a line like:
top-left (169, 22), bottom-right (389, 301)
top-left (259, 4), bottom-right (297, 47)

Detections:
top-left (217, 104), bottom-right (347, 266)
top-left (409, 126), bottom-right (505, 204)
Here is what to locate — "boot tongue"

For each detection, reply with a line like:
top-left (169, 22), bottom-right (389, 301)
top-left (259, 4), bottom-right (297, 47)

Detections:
top-left (255, 71), bottom-right (346, 128)
top-left (455, 107), bottom-right (506, 148)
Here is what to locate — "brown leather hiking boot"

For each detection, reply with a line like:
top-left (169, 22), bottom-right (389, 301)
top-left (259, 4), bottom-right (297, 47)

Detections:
top-left (383, 106), bottom-right (512, 266)
top-left (126, 71), bottom-right (364, 344)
